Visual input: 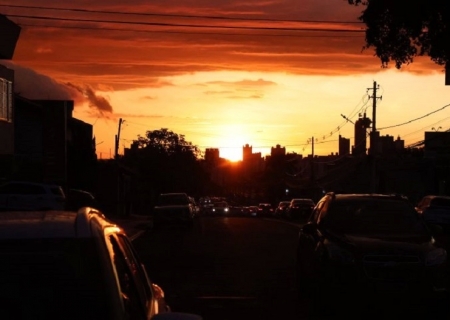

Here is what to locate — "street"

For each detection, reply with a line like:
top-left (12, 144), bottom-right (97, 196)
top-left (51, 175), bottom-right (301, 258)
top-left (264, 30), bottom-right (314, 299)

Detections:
top-left (131, 215), bottom-right (450, 319)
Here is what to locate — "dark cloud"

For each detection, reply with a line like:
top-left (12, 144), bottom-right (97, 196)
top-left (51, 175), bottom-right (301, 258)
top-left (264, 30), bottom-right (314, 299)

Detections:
top-left (66, 83), bottom-right (114, 118)
top-left (0, 61), bottom-right (115, 119)
top-left (1, 61), bottom-right (83, 101)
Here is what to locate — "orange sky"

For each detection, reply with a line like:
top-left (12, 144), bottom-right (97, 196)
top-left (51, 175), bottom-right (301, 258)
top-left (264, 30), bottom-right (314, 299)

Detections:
top-left (2, 1), bottom-right (449, 161)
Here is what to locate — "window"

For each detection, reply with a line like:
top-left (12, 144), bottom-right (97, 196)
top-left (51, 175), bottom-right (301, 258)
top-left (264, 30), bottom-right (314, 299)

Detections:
top-left (109, 235), bottom-right (146, 319)
top-left (5, 183), bottom-right (46, 195)
top-left (0, 78), bottom-right (13, 123)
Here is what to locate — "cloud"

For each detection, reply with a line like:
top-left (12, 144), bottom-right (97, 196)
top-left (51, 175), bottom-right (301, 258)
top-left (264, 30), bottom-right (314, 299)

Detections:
top-left (66, 83), bottom-right (114, 118)
top-left (207, 78), bottom-right (276, 87)
top-left (1, 61), bottom-right (116, 119)
top-left (1, 61), bottom-right (83, 101)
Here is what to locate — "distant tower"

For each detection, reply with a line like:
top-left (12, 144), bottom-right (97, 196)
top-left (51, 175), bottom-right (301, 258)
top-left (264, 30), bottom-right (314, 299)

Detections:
top-left (271, 144), bottom-right (286, 156)
top-left (243, 144), bottom-right (252, 161)
top-left (338, 135), bottom-right (350, 156)
top-left (395, 136), bottom-right (405, 151)
top-left (205, 148), bottom-right (220, 163)
top-left (352, 113), bottom-right (371, 156)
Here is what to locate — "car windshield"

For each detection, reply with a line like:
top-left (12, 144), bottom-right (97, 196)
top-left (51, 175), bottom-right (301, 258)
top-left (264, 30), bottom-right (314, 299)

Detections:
top-left (158, 194), bottom-right (189, 205)
top-left (321, 199), bottom-right (429, 236)
top-left (431, 197), bottom-right (450, 207)
top-left (293, 200), bottom-right (314, 206)
top-left (0, 238), bottom-right (109, 319)
top-left (214, 202), bottom-right (228, 207)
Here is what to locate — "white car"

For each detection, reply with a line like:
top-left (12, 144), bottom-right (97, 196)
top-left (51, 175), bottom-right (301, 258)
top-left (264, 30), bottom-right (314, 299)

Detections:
top-left (0, 181), bottom-right (66, 211)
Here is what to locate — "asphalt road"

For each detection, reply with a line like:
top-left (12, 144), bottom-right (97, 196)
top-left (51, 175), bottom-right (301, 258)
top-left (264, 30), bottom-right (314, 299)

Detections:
top-left (131, 215), bottom-right (450, 320)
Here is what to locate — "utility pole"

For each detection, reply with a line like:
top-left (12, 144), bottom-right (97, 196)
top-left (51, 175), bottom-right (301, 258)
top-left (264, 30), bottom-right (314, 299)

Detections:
top-left (369, 81), bottom-right (380, 155)
top-left (114, 118), bottom-right (124, 159)
top-left (368, 81), bottom-right (381, 192)
top-left (310, 136), bottom-right (315, 185)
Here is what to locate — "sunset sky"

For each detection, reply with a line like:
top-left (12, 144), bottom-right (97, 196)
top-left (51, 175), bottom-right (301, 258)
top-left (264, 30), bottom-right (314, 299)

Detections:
top-left (2, 1), bottom-right (450, 161)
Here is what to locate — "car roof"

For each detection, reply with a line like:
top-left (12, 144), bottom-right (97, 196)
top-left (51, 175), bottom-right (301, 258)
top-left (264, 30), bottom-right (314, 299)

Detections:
top-left (423, 195), bottom-right (450, 200)
top-left (2, 180), bottom-right (62, 187)
top-left (328, 193), bottom-right (409, 201)
top-left (0, 208), bottom-right (117, 239)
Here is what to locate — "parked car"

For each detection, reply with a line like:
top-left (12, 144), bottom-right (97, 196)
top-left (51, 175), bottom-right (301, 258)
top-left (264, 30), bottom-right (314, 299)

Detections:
top-left (257, 203), bottom-right (274, 216)
top-left (153, 193), bottom-right (196, 227)
top-left (296, 192), bottom-right (448, 313)
top-left (286, 198), bottom-right (315, 220)
top-left (198, 197), bottom-right (214, 214)
top-left (275, 201), bottom-right (291, 218)
top-left (416, 194), bottom-right (450, 249)
top-left (189, 197), bottom-right (200, 215)
top-left (241, 206), bottom-right (258, 217)
top-left (0, 180), bottom-right (66, 211)
top-left (416, 195), bottom-right (450, 232)
top-left (65, 188), bottom-right (100, 212)
top-left (0, 207), bottom-right (201, 320)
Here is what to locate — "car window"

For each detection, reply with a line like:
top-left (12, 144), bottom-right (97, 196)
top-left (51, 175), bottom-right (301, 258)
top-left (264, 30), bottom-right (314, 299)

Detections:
top-left (417, 197), bottom-right (430, 208)
top-left (109, 235), bottom-right (146, 319)
top-left (431, 197), bottom-right (450, 207)
top-left (312, 199), bottom-right (326, 223)
top-left (7, 183), bottom-right (46, 195)
top-left (50, 187), bottom-right (66, 198)
top-left (116, 234), bottom-right (152, 305)
top-left (321, 199), bottom-right (428, 235)
top-left (214, 202), bottom-right (228, 207)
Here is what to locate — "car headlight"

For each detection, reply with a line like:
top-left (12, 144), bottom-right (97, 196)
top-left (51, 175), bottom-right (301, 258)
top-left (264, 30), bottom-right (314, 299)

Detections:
top-left (425, 248), bottom-right (447, 266)
top-left (326, 241), bottom-right (355, 265)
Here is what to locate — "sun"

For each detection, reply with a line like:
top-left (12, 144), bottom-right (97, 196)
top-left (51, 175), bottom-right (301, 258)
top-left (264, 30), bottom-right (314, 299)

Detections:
top-left (219, 146), bottom-right (243, 162)
top-left (216, 124), bottom-right (248, 162)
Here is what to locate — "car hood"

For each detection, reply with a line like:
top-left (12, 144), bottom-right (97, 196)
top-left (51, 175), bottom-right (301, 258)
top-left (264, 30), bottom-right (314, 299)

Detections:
top-left (328, 232), bottom-right (436, 256)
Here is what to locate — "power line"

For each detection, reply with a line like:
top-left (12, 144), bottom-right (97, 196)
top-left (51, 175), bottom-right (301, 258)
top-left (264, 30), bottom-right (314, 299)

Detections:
top-left (378, 103), bottom-right (450, 130)
top-left (5, 14), bottom-right (365, 32)
top-left (0, 4), bottom-right (364, 25)
top-left (16, 23), bottom-right (363, 38)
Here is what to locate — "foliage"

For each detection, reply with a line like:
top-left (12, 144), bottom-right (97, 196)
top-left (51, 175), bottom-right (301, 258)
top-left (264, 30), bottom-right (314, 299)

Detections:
top-left (135, 128), bottom-right (201, 159)
top-left (348, 0), bottom-right (449, 69)
top-left (124, 128), bottom-right (210, 210)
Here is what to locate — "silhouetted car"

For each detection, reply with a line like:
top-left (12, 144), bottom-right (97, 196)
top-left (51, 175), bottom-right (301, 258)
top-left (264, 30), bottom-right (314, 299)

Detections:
top-left (65, 188), bottom-right (100, 212)
top-left (275, 201), bottom-right (291, 217)
top-left (0, 180), bottom-right (66, 211)
top-left (0, 207), bottom-right (201, 320)
top-left (416, 195), bottom-right (450, 232)
top-left (198, 197), bottom-right (214, 214)
top-left (296, 192), bottom-right (448, 311)
top-left (286, 198), bottom-right (315, 220)
top-left (257, 203), bottom-right (274, 216)
top-left (153, 193), bottom-right (196, 227)
top-left (241, 206), bottom-right (258, 217)
top-left (416, 195), bottom-right (450, 250)
top-left (211, 201), bottom-right (230, 215)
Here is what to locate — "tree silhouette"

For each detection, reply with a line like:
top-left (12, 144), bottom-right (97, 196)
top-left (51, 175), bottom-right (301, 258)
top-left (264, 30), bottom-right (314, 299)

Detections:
top-left (124, 128), bottom-right (209, 212)
top-left (348, 1), bottom-right (450, 77)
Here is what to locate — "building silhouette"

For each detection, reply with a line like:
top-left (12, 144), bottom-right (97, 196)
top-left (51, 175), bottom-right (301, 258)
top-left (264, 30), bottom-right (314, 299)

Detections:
top-left (339, 135), bottom-right (350, 156)
top-left (352, 113), bottom-right (371, 156)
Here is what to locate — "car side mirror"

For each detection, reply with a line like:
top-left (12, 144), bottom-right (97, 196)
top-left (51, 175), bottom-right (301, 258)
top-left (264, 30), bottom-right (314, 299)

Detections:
top-left (302, 223), bottom-right (317, 234)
